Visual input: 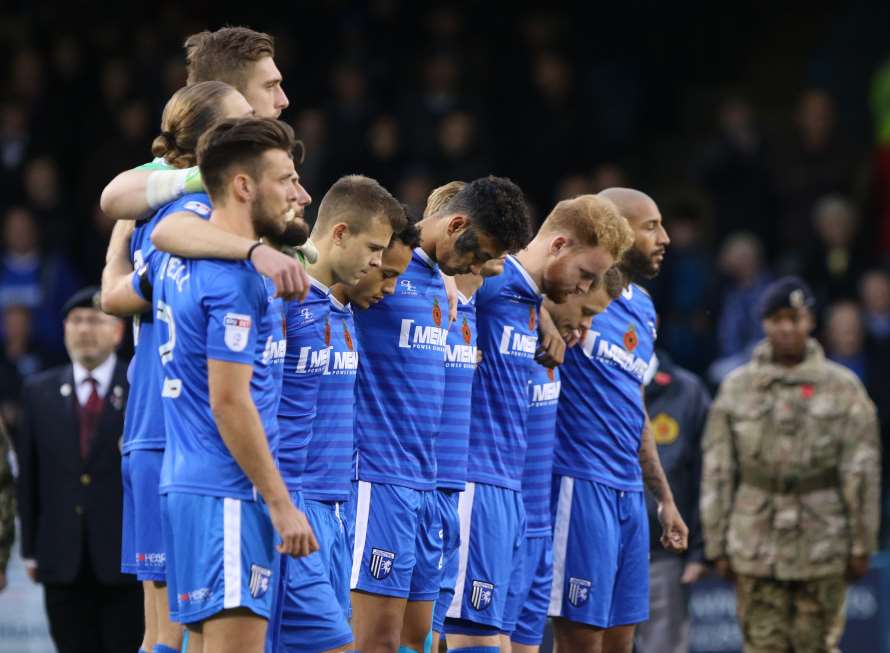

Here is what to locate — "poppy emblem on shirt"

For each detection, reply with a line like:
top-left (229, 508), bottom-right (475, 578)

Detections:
top-left (461, 317), bottom-right (472, 345)
top-left (652, 413), bottom-right (679, 445)
top-left (801, 384), bottom-right (814, 399)
top-left (343, 320), bottom-right (354, 352)
top-left (547, 368), bottom-right (555, 382)
top-left (432, 297), bottom-right (442, 327)
top-left (529, 306), bottom-right (537, 331)
top-left (623, 324), bottom-right (638, 352)
top-left (324, 318), bottom-right (331, 347)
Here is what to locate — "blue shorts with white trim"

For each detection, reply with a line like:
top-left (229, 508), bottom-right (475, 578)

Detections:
top-left (161, 492), bottom-right (278, 624)
top-left (304, 498), bottom-right (352, 620)
top-left (502, 535), bottom-right (552, 645)
top-left (444, 482), bottom-right (525, 632)
top-left (547, 475), bottom-right (649, 628)
top-left (266, 491), bottom-right (353, 653)
top-left (121, 450), bottom-right (167, 581)
top-left (432, 488), bottom-right (461, 634)
top-left (348, 481), bottom-right (442, 601)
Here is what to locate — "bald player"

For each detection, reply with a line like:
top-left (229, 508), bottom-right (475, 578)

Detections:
top-left (549, 188), bottom-right (688, 653)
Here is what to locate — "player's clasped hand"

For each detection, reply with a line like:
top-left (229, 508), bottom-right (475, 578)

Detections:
top-left (269, 498), bottom-right (319, 558)
top-left (251, 244), bottom-right (310, 301)
top-left (657, 501), bottom-right (689, 554)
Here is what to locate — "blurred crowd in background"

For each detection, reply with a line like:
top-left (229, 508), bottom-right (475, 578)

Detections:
top-left (1, 2), bottom-right (890, 535)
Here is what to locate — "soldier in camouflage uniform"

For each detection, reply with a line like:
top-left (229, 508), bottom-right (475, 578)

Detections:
top-left (701, 277), bottom-right (881, 653)
top-left (0, 417), bottom-right (14, 592)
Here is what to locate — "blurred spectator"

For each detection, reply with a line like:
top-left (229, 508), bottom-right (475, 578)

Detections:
top-left (775, 90), bottom-right (861, 248)
top-left (798, 195), bottom-right (869, 305)
top-left (0, 102), bottom-right (30, 202)
top-left (23, 156), bottom-right (74, 250)
top-left (401, 52), bottom-right (464, 160)
top-left (513, 50), bottom-right (592, 207)
top-left (823, 300), bottom-right (867, 380)
top-left (652, 199), bottom-right (715, 374)
top-left (859, 268), bottom-right (890, 341)
top-left (293, 108), bottom-right (329, 224)
top-left (0, 304), bottom-right (49, 426)
top-left (15, 287), bottom-right (140, 653)
top-left (397, 168), bottom-right (435, 218)
top-left (0, 206), bottom-right (81, 355)
top-left (0, 417), bottom-right (12, 593)
top-left (362, 113), bottom-right (405, 193)
top-left (693, 95), bottom-right (777, 254)
top-left (326, 61), bottom-right (375, 176)
top-left (708, 232), bottom-right (772, 384)
top-left (554, 173), bottom-right (594, 201)
top-left (590, 162), bottom-right (629, 192)
top-left (433, 110), bottom-right (492, 184)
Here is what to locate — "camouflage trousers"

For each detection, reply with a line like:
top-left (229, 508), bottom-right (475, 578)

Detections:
top-left (735, 574), bottom-right (846, 653)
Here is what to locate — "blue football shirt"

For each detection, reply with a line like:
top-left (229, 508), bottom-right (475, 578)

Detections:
top-left (352, 248), bottom-right (448, 490)
top-left (302, 295), bottom-right (359, 502)
top-left (436, 292), bottom-right (477, 490)
top-left (554, 283), bottom-right (657, 492)
top-left (153, 250), bottom-right (283, 500)
top-left (122, 193), bottom-right (212, 453)
top-left (524, 363), bottom-right (560, 536)
top-left (467, 256), bottom-right (543, 491)
top-left (278, 278), bottom-right (331, 492)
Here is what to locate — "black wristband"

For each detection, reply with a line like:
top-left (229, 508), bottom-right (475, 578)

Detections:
top-left (246, 241), bottom-right (263, 261)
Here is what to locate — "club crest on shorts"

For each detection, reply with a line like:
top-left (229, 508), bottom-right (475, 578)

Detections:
top-left (370, 548), bottom-right (395, 580)
top-left (249, 564), bottom-right (272, 598)
top-left (471, 580), bottom-right (494, 611)
top-left (568, 577), bottom-right (591, 607)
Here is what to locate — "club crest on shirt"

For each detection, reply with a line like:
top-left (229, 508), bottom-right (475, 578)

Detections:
top-left (432, 297), bottom-right (442, 327)
top-left (529, 306), bottom-right (537, 331)
top-left (568, 577), bottom-right (591, 607)
top-left (623, 324), bottom-right (638, 352)
top-left (249, 564), bottom-right (272, 598)
top-left (223, 313), bottom-right (252, 352)
top-left (471, 580), bottom-right (494, 611)
top-left (652, 413), bottom-right (680, 445)
top-left (370, 548), bottom-right (395, 580)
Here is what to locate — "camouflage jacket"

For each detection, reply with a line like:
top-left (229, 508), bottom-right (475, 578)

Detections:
top-left (0, 421), bottom-right (14, 572)
top-left (701, 339), bottom-right (881, 580)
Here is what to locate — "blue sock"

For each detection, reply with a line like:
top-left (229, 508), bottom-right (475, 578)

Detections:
top-left (152, 645), bottom-right (180, 653)
top-left (398, 647), bottom-right (421, 653)
top-left (447, 648), bottom-right (500, 653)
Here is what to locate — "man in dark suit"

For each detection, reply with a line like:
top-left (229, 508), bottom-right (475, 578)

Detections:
top-left (15, 286), bottom-right (142, 653)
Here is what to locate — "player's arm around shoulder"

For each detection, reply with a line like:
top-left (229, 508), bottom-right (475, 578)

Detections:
top-left (100, 162), bottom-right (200, 221)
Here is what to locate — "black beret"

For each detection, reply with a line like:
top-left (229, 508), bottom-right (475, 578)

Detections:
top-left (61, 286), bottom-right (101, 318)
top-left (759, 276), bottom-right (815, 319)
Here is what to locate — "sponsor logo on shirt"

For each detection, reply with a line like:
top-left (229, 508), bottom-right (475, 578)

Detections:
top-left (471, 579), bottom-right (494, 611)
top-left (370, 548), bottom-right (395, 580)
top-left (445, 343), bottom-right (477, 368)
top-left (295, 345), bottom-right (331, 374)
top-left (498, 326), bottom-right (537, 358)
top-left (583, 330), bottom-right (649, 381)
top-left (398, 320), bottom-right (448, 351)
top-left (262, 335), bottom-right (286, 366)
top-left (324, 350), bottom-right (359, 375)
top-left (223, 313), bottom-right (252, 352)
top-left (531, 380), bottom-right (561, 405)
top-left (399, 279), bottom-right (417, 295)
